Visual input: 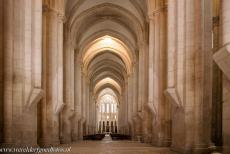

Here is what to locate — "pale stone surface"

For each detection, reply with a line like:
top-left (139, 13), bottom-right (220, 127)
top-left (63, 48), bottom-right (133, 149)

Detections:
top-left (220, 0), bottom-right (230, 153)
top-left (213, 45), bottom-right (230, 80)
top-left (41, 141), bottom-right (179, 154)
top-left (222, 76), bottom-right (230, 154)
top-left (0, 0), bottom-right (229, 154)
top-left (0, 0), bottom-right (3, 144)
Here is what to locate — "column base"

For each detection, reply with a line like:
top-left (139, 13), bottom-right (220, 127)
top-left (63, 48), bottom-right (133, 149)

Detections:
top-left (60, 137), bottom-right (71, 144)
top-left (38, 138), bottom-right (60, 147)
top-left (192, 148), bottom-right (211, 154)
top-left (192, 144), bottom-right (212, 154)
top-left (152, 138), bottom-right (171, 147)
top-left (0, 143), bottom-right (39, 148)
top-left (171, 145), bottom-right (212, 154)
top-left (71, 134), bottom-right (79, 142)
top-left (170, 146), bottom-right (189, 154)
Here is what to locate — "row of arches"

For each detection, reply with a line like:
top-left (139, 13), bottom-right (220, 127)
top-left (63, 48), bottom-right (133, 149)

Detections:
top-left (1, 0), bottom-right (229, 153)
top-left (62, 0), bottom-right (150, 141)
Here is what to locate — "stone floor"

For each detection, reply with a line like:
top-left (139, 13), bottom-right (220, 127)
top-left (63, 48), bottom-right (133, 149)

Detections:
top-left (50, 140), bottom-right (179, 154)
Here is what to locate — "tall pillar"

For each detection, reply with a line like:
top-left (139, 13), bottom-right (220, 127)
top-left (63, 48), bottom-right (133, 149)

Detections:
top-left (81, 71), bottom-right (87, 136)
top-left (148, 0), bottom-right (169, 146)
top-left (183, 0), bottom-right (197, 153)
top-left (148, 12), bottom-right (155, 143)
top-left (40, 4), bottom-right (64, 145)
top-left (211, 0), bottom-right (222, 150)
top-left (192, 0), bottom-right (213, 153)
top-left (124, 80), bottom-right (129, 134)
top-left (3, 0), bottom-right (15, 145)
top-left (168, 0), bottom-right (187, 152)
top-left (219, 0), bottom-right (230, 153)
top-left (61, 43), bottom-right (74, 143)
top-left (127, 74), bottom-right (133, 136)
top-left (165, 0), bottom-right (178, 150)
top-left (132, 66), bottom-right (140, 139)
top-left (3, 0), bottom-right (43, 146)
top-left (0, 0), bottom-right (3, 143)
top-left (86, 81), bottom-right (90, 135)
top-left (44, 6), bottom-right (59, 145)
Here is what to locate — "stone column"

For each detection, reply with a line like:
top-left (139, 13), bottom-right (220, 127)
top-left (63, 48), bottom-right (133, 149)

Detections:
top-left (138, 52), bottom-right (143, 113)
top-left (147, 14), bottom-right (156, 144)
top-left (183, 0), bottom-right (197, 152)
top-left (192, 0), bottom-right (212, 153)
top-left (222, 0), bottom-right (230, 45)
top-left (3, 0), bottom-right (17, 144)
top-left (88, 89), bottom-right (93, 134)
top-left (46, 6), bottom-right (60, 145)
top-left (73, 55), bottom-right (82, 141)
top-left (132, 66), bottom-right (138, 117)
top-left (149, 1), bottom-right (168, 146)
top-left (0, 0), bottom-right (3, 143)
top-left (40, 5), bottom-right (64, 146)
top-left (124, 80), bottom-right (129, 134)
top-left (86, 88), bottom-right (89, 136)
top-left (118, 105), bottom-right (122, 133)
top-left (23, 0), bottom-right (43, 146)
top-left (218, 0), bottom-right (230, 153)
top-left (77, 71), bottom-right (85, 139)
top-left (167, 0), bottom-right (177, 90)
top-left (148, 14), bottom-right (155, 116)
top-left (169, 0), bottom-right (187, 152)
top-left (61, 43), bottom-right (74, 144)
top-left (127, 75), bottom-right (133, 136)
top-left (3, 0), bottom-right (43, 146)
top-left (165, 0), bottom-right (178, 150)
top-left (85, 78), bottom-right (90, 135)
top-left (132, 65), bottom-right (139, 139)
top-left (211, 0), bottom-right (222, 150)
top-left (81, 72), bottom-right (87, 136)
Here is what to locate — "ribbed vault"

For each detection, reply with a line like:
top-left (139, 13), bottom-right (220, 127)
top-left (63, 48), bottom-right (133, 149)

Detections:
top-left (63, 0), bottom-right (148, 138)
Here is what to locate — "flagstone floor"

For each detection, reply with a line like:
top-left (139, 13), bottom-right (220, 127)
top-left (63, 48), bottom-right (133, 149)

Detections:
top-left (50, 139), bottom-right (180, 154)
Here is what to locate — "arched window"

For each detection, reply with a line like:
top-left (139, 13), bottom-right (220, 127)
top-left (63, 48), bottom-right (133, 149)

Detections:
top-left (102, 104), bottom-right (105, 113)
top-left (111, 104), bottom-right (114, 113)
top-left (107, 104), bottom-right (109, 113)
top-left (114, 105), bottom-right (116, 112)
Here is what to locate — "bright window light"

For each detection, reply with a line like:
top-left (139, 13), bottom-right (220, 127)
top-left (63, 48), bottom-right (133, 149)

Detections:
top-left (103, 37), bottom-right (113, 45)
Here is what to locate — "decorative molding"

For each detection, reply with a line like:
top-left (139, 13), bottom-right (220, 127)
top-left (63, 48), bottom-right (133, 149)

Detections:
top-left (164, 88), bottom-right (182, 108)
top-left (152, 6), bottom-right (167, 15)
top-left (68, 109), bottom-right (75, 120)
top-left (57, 13), bottom-right (66, 23)
top-left (132, 114), bottom-right (141, 122)
top-left (213, 44), bottom-right (230, 80)
top-left (137, 111), bottom-right (143, 120)
top-left (26, 88), bottom-right (44, 108)
top-left (55, 102), bottom-right (65, 115)
top-left (147, 102), bottom-right (157, 116)
top-left (42, 4), bottom-right (64, 16)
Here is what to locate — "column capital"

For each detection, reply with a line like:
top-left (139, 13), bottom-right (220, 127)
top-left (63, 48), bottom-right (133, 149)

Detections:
top-left (151, 5), bottom-right (167, 15)
top-left (42, 5), bottom-right (56, 13)
top-left (57, 13), bottom-right (66, 23)
top-left (42, 5), bottom-right (64, 17)
top-left (148, 14), bottom-right (155, 21)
